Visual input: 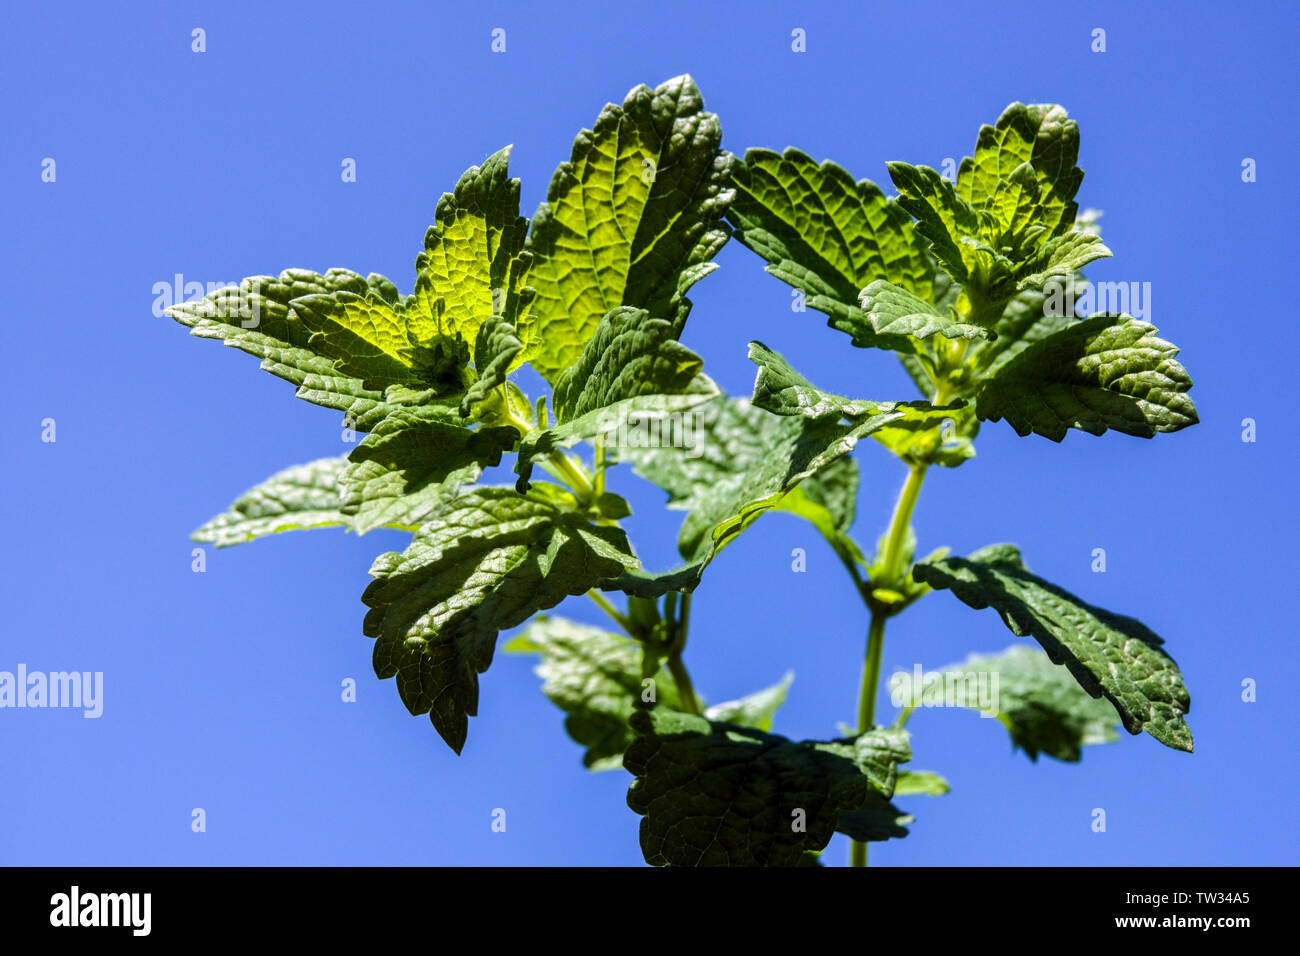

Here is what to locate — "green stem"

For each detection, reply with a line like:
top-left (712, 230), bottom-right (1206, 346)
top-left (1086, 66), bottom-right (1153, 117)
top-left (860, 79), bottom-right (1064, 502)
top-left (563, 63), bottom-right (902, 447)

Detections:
top-left (665, 593), bottom-right (700, 714)
top-left (549, 450), bottom-right (595, 502)
top-left (594, 435), bottom-right (607, 497)
top-left (850, 463), bottom-right (929, 868)
top-left (879, 465), bottom-right (928, 582)
top-left (849, 610), bottom-right (887, 869)
top-left (667, 655), bottom-right (700, 715)
top-left (857, 612), bottom-right (887, 735)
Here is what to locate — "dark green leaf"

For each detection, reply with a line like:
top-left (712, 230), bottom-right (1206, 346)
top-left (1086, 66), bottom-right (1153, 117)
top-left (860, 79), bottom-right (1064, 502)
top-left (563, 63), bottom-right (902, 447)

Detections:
top-left (975, 314), bottom-right (1198, 440)
top-left (728, 146), bottom-right (932, 354)
top-left (913, 544), bottom-right (1193, 752)
top-left (341, 408), bottom-right (518, 534)
top-left (505, 617), bottom-right (692, 770)
top-left (625, 708), bottom-right (911, 866)
top-left (362, 486), bottom-right (638, 753)
top-left (614, 397), bottom-right (900, 563)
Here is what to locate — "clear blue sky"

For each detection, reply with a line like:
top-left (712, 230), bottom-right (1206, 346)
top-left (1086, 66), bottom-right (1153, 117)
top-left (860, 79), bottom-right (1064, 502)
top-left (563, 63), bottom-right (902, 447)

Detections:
top-left (2, 0), bottom-right (1296, 866)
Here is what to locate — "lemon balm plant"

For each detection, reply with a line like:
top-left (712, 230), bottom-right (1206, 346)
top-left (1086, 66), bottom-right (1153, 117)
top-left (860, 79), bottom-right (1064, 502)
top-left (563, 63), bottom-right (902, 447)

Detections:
top-left (167, 76), bottom-right (1197, 867)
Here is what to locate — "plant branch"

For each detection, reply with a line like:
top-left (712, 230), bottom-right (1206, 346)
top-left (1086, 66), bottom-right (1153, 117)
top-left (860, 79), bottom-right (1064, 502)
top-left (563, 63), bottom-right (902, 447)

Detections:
top-left (850, 462), bottom-right (929, 868)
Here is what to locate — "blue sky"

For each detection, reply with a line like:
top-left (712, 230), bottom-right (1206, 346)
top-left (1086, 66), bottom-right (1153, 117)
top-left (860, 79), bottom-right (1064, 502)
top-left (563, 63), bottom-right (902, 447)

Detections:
top-left (1, 0), bottom-right (1296, 866)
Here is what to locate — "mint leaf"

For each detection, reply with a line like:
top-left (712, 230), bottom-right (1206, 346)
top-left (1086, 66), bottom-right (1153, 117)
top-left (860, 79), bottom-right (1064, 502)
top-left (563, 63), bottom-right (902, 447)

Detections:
top-left (515, 389), bottom-right (717, 494)
top-left (973, 277), bottom-right (1082, 378)
top-left (975, 314), bottom-right (1198, 440)
top-left (857, 279), bottom-right (991, 344)
top-left (747, 342), bottom-right (973, 468)
top-left (625, 709), bottom-right (912, 866)
top-left (291, 289), bottom-right (470, 393)
top-left (165, 269), bottom-right (397, 427)
top-left (362, 486), bottom-right (638, 753)
top-left (704, 672), bottom-right (795, 732)
top-left (913, 545), bottom-right (1192, 752)
top-left (614, 397), bottom-right (900, 564)
top-left (515, 307), bottom-right (718, 491)
top-left (957, 103), bottom-right (1084, 244)
top-left (191, 457), bottom-right (351, 548)
top-left (413, 145), bottom-right (534, 352)
top-left (507, 618), bottom-right (794, 769)
top-left (288, 147), bottom-right (534, 397)
top-left (747, 341), bottom-right (887, 420)
top-left (552, 307), bottom-right (707, 422)
top-left (505, 617), bottom-right (693, 770)
top-left (459, 314), bottom-right (524, 418)
top-left (889, 105), bottom-right (1111, 309)
top-left (895, 770), bottom-right (951, 796)
top-left (927, 646), bottom-right (1121, 762)
top-left (797, 453), bottom-right (859, 538)
top-left (870, 402), bottom-right (979, 468)
top-left (836, 798), bottom-right (913, 843)
top-left (522, 75), bottom-right (731, 382)
top-left (340, 408), bottom-right (518, 534)
top-left (728, 147), bottom-right (933, 353)
top-left (1014, 231), bottom-right (1111, 292)
top-left (885, 161), bottom-right (988, 288)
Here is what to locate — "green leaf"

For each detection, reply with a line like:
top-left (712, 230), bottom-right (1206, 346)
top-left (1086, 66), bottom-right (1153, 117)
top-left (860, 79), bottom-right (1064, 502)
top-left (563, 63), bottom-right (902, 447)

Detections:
top-left (522, 75), bottom-right (732, 382)
top-left (924, 646), bottom-right (1120, 762)
top-left (191, 457), bottom-right (351, 548)
top-left (165, 268), bottom-right (398, 428)
top-left (972, 277), bottom-right (1082, 377)
top-left (515, 388), bottom-right (717, 494)
top-left (957, 103), bottom-right (1085, 244)
top-left (974, 314), bottom-right (1198, 440)
top-left (614, 397), bottom-right (901, 564)
top-left (913, 544), bottom-right (1193, 752)
top-left (747, 341), bottom-right (887, 420)
top-left (886, 161), bottom-right (988, 287)
top-left (835, 798), bottom-right (914, 843)
top-left (505, 617), bottom-right (692, 770)
top-left (728, 147), bottom-right (933, 353)
top-left (362, 486), bottom-right (639, 753)
top-left (889, 105), bottom-right (1112, 311)
top-left (858, 279), bottom-right (992, 343)
top-left (514, 307), bottom-right (718, 491)
top-left (625, 708), bottom-right (912, 866)
top-left (796, 453), bottom-right (860, 537)
top-left (894, 770), bottom-right (951, 796)
top-left (507, 618), bottom-right (795, 769)
top-left (552, 307), bottom-right (707, 423)
top-left (340, 408), bottom-right (519, 534)
top-left (704, 672), bottom-right (795, 732)
top-left (286, 147), bottom-right (533, 397)
top-left (595, 561), bottom-right (712, 598)
top-left (869, 402), bottom-right (979, 469)
top-left (291, 289), bottom-right (470, 394)
top-left (413, 145), bottom-right (534, 351)
top-left (1014, 231), bottom-right (1111, 292)
top-left (747, 341), bottom-right (973, 469)
top-left (459, 314), bottom-right (524, 418)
